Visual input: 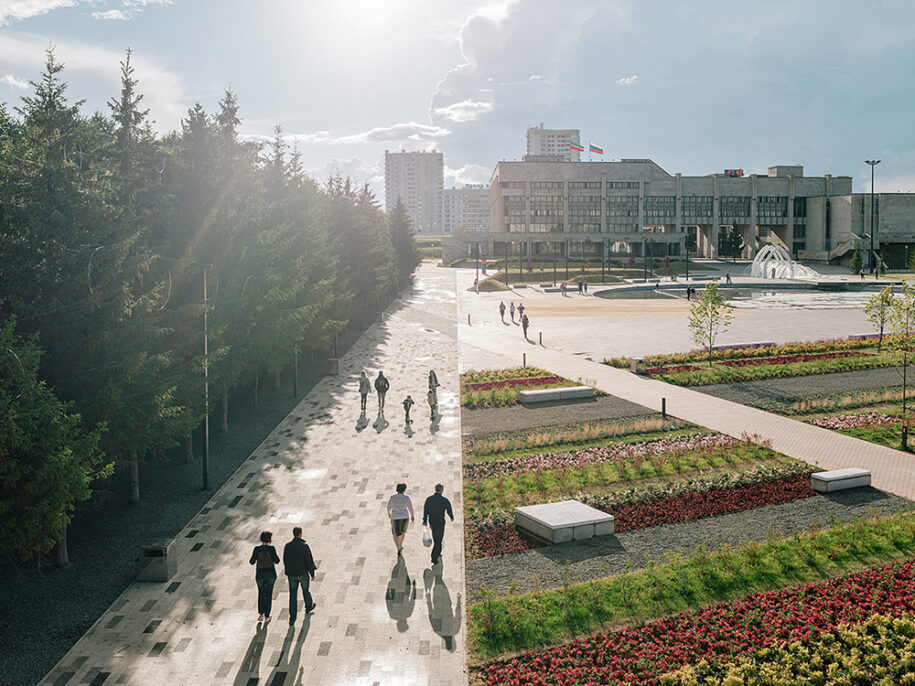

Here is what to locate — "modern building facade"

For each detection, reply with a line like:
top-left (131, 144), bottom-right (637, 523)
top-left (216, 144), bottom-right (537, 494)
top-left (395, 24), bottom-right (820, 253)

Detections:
top-left (442, 184), bottom-right (490, 233)
top-left (478, 158), bottom-right (915, 264)
top-left (526, 123), bottom-right (581, 162)
top-left (384, 150), bottom-right (444, 234)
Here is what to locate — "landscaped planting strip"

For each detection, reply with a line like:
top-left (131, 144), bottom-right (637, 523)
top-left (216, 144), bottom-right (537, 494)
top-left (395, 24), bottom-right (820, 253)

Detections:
top-left (661, 613), bottom-right (915, 685)
top-left (807, 411), bottom-right (896, 430)
top-left (467, 464), bottom-right (814, 560)
top-left (482, 555), bottom-right (915, 685)
top-left (470, 512), bottom-right (915, 658)
top-left (465, 433), bottom-right (738, 481)
top-left (462, 375), bottom-right (565, 392)
top-left (461, 367), bottom-right (553, 384)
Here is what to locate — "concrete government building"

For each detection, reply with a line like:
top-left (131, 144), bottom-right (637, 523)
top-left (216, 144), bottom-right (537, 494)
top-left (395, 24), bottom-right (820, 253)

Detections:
top-left (467, 157), bottom-right (915, 267)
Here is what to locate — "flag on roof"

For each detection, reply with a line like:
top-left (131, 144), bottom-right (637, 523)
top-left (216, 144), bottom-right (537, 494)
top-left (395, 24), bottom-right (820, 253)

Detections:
top-left (570, 143), bottom-right (584, 152)
top-left (589, 143), bottom-right (603, 154)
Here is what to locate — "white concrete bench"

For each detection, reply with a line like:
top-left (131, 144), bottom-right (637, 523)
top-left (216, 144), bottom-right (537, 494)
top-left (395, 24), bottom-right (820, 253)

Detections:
top-left (515, 500), bottom-right (615, 544)
top-left (811, 468), bottom-right (871, 493)
top-left (518, 386), bottom-right (594, 403)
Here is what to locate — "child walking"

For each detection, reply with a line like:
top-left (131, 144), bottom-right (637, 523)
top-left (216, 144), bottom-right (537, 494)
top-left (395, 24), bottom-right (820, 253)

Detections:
top-left (403, 395), bottom-right (414, 424)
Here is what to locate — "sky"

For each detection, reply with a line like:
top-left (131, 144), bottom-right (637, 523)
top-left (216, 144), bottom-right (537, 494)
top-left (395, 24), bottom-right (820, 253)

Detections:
top-left (1, 0), bottom-right (914, 198)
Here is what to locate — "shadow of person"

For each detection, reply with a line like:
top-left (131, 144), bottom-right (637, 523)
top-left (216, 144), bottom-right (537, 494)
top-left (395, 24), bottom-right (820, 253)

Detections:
top-left (355, 410), bottom-right (369, 432)
top-left (404, 422), bottom-right (414, 438)
top-left (386, 557), bottom-right (417, 632)
top-left (264, 616), bottom-right (311, 686)
top-left (422, 566), bottom-right (462, 652)
top-left (233, 621), bottom-right (268, 685)
top-left (429, 414), bottom-right (441, 435)
top-left (373, 409), bottom-right (388, 433)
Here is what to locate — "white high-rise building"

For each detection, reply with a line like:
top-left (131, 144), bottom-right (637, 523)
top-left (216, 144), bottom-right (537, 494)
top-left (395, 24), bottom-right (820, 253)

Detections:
top-left (442, 184), bottom-right (490, 233)
top-left (526, 123), bottom-right (581, 162)
top-left (384, 150), bottom-right (444, 234)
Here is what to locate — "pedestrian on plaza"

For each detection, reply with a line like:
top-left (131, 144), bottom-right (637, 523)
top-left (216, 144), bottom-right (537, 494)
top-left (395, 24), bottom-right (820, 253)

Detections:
top-left (427, 388), bottom-right (438, 419)
top-left (578, 280), bottom-right (583, 295)
top-left (374, 371), bottom-right (390, 409)
top-left (387, 483), bottom-right (415, 556)
top-left (509, 302), bottom-right (516, 322)
top-left (499, 301), bottom-right (506, 322)
top-left (560, 281), bottom-right (566, 296)
top-left (423, 484), bottom-right (454, 565)
top-left (725, 271), bottom-right (732, 284)
top-left (860, 269), bottom-right (865, 280)
top-left (583, 280), bottom-right (588, 294)
top-left (428, 369), bottom-right (440, 396)
top-left (359, 370), bottom-right (371, 411)
top-left (249, 530), bottom-right (280, 622)
top-left (403, 395), bottom-right (414, 424)
top-left (521, 314), bottom-right (530, 339)
top-left (283, 526), bottom-right (317, 624)
top-left (517, 303), bottom-right (525, 319)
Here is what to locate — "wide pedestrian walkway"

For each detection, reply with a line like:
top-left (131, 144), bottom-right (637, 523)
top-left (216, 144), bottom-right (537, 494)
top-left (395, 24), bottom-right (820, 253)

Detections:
top-left (40, 265), bottom-right (466, 686)
top-left (457, 271), bottom-right (915, 501)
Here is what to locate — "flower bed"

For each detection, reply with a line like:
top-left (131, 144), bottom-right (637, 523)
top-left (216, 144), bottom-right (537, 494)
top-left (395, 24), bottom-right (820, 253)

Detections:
top-left (642, 364), bottom-right (702, 375)
top-left (466, 433), bottom-right (738, 481)
top-left (662, 613), bottom-right (915, 685)
top-left (717, 350), bottom-right (863, 368)
top-left (808, 411), bottom-right (896, 430)
top-left (463, 375), bottom-right (565, 392)
top-left (467, 465), bottom-right (814, 560)
top-left (484, 558), bottom-right (915, 685)
top-left (461, 367), bottom-right (553, 384)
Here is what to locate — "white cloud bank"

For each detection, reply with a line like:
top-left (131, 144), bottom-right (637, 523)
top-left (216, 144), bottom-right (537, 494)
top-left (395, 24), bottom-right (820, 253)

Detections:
top-left (1, 73), bottom-right (29, 88)
top-left (431, 98), bottom-right (493, 123)
top-left (91, 9), bottom-right (129, 20)
top-left (445, 163), bottom-right (491, 187)
top-left (617, 74), bottom-right (638, 85)
top-left (0, 0), bottom-right (76, 25)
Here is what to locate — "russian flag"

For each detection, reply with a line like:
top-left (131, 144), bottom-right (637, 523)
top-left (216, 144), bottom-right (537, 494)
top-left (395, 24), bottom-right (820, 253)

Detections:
top-left (589, 143), bottom-right (603, 155)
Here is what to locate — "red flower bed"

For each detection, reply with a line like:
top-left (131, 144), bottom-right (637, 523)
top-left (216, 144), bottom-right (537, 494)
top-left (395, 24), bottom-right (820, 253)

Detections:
top-left (642, 364), bottom-right (701, 375)
top-left (471, 475), bottom-right (815, 559)
top-left (463, 375), bottom-right (565, 391)
top-left (612, 473), bottom-right (815, 532)
top-left (485, 558), bottom-right (915, 685)
top-left (718, 350), bottom-right (863, 368)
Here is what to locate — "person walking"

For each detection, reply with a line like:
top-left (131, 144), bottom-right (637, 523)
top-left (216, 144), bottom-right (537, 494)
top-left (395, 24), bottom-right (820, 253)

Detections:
top-left (521, 314), bottom-right (530, 339)
top-left (422, 484), bottom-right (454, 565)
top-left (403, 395), bottom-right (414, 424)
top-left (249, 531), bottom-right (280, 622)
top-left (283, 526), bottom-right (316, 623)
top-left (583, 279), bottom-right (588, 294)
top-left (725, 271), bottom-right (732, 284)
top-left (499, 301), bottom-right (506, 322)
top-left (517, 303), bottom-right (525, 319)
top-left (427, 388), bottom-right (438, 419)
top-left (578, 279), bottom-right (584, 295)
top-left (428, 369), bottom-right (440, 397)
top-left (560, 281), bottom-right (566, 296)
top-left (387, 483), bottom-right (414, 556)
top-left (359, 371), bottom-right (371, 411)
top-left (375, 371), bottom-right (390, 409)
top-left (509, 302), bottom-right (516, 322)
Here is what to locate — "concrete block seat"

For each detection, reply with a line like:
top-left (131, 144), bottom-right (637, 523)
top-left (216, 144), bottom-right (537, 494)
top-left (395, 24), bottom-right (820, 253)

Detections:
top-left (515, 500), bottom-right (615, 544)
top-left (811, 468), bottom-right (872, 493)
top-left (519, 385), bottom-right (594, 403)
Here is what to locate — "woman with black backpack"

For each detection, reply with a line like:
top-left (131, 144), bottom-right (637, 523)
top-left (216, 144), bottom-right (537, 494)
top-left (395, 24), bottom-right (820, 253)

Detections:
top-left (249, 530), bottom-right (280, 622)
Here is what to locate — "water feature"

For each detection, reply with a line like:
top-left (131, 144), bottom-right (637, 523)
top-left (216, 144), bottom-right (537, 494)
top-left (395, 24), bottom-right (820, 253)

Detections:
top-left (749, 244), bottom-right (820, 279)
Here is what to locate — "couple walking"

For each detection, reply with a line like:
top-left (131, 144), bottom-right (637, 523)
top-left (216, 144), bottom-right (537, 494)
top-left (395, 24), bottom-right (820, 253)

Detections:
top-left (359, 370), bottom-right (390, 411)
top-left (386, 483), bottom-right (454, 565)
top-left (248, 527), bottom-right (317, 624)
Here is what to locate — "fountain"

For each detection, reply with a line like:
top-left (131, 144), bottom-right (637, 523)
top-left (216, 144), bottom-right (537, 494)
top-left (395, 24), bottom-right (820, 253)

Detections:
top-left (749, 244), bottom-right (820, 279)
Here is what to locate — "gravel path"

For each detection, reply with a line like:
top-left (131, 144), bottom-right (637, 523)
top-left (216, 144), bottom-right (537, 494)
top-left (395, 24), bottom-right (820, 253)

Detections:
top-left (465, 487), bottom-right (912, 599)
top-left (462, 394), bottom-right (654, 436)
top-left (697, 367), bottom-right (905, 406)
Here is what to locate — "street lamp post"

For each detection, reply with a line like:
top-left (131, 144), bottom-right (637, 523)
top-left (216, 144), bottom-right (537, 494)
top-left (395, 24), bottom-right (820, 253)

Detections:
top-left (866, 159), bottom-right (881, 273)
top-left (201, 264), bottom-right (212, 491)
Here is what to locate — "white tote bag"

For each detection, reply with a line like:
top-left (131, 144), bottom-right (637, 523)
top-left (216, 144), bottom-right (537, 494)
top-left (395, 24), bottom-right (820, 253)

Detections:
top-left (421, 525), bottom-right (433, 547)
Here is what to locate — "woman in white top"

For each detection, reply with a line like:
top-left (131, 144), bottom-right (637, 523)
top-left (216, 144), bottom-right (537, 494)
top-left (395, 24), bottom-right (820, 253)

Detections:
top-left (386, 483), bottom-right (415, 556)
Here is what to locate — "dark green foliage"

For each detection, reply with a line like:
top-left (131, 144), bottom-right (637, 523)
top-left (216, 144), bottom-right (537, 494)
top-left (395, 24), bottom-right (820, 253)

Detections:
top-left (389, 198), bottom-right (420, 284)
top-left (850, 243), bottom-right (863, 273)
top-left (718, 227), bottom-right (744, 261)
top-left (0, 317), bottom-right (110, 559)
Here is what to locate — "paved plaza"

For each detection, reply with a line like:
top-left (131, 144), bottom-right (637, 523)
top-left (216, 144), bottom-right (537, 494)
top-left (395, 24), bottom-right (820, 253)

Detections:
top-left (40, 265), bottom-right (466, 686)
top-left (38, 265), bottom-right (915, 686)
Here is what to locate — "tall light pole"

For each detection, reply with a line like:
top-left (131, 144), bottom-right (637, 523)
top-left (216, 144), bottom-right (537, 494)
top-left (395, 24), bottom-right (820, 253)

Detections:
top-left (202, 264), bottom-right (212, 491)
top-left (866, 159), bottom-right (881, 273)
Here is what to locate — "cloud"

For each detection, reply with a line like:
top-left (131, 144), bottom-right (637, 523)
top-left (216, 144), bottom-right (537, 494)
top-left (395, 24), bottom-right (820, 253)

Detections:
top-left (445, 163), bottom-right (492, 187)
top-left (0, 32), bottom-right (187, 129)
top-left (1, 73), bottom-right (29, 88)
top-left (616, 74), bottom-right (638, 85)
top-left (0, 0), bottom-right (76, 24)
top-left (336, 121), bottom-right (450, 144)
top-left (528, 74), bottom-right (541, 80)
top-left (431, 98), bottom-right (493, 123)
top-left (91, 9), bottom-right (129, 20)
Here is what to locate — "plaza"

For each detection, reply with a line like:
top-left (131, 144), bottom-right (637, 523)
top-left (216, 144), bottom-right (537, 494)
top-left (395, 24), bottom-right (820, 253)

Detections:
top-left (35, 262), bottom-right (915, 686)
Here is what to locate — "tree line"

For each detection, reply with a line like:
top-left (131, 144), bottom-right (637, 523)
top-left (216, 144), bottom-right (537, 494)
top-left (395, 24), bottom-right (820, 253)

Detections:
top-left (0, 49), bottom-right (419, 565)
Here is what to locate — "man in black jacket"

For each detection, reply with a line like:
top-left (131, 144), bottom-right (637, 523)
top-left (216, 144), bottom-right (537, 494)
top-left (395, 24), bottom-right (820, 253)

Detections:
top-left (374, 371), bottom-right (390, 409)
top-left (422, 484), bottom-right (454, 565)
top-left (283, 526), bottom-right (317, 623)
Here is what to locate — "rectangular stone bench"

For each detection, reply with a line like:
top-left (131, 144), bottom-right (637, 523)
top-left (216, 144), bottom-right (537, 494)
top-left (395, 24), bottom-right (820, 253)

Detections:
top-left (811, 468), bottom-right (871, 493)
top-left (518, 386), bottom-right (594, 403)
top-left (515, 500), bottom-right (615, 544)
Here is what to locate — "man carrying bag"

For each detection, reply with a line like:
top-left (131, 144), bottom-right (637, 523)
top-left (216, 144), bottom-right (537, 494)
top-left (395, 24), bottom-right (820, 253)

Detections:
top-left (422, 484), bottom-right (454, 565)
